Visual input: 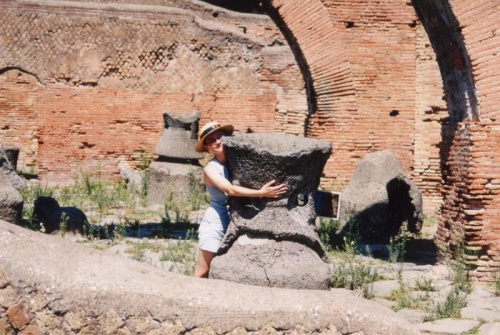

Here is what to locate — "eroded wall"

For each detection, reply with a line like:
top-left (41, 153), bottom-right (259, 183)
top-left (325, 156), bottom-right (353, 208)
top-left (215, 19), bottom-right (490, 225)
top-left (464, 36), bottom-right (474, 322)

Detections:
top-left (435, 0), bottom-right (500, 281)
top-left (0, 0), bottom-right (307, 182)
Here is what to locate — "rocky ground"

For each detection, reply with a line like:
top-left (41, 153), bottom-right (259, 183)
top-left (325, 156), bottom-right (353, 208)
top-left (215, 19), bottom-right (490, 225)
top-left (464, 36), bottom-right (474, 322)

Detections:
top-left (76, 215), bottom-right (500, 335)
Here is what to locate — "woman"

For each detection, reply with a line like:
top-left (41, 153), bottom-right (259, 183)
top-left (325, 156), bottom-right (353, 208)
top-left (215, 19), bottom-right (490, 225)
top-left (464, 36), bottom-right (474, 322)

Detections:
top-left (193, 121), bottom-right (287, 278)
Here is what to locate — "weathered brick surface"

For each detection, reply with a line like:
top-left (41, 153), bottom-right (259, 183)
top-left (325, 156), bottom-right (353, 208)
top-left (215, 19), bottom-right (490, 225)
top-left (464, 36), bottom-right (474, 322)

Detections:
top-left (0, 0), bottom-right (306, 181)
top-left (0, 70), bottom-right (39, 170)
top-left (433, 1), bottom-right (500, 280)
top-left (451, 0), bottom-right (500, 122)
top-left (437, 123), bottom-right (500, 281)
top-left (412, 23), bottom-right (448, 214)
top-left (271, 0), bottom-right (442, 199)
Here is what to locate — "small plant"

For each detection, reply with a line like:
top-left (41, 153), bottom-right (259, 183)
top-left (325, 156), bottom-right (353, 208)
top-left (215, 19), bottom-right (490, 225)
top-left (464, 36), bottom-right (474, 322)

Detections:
top-left (126, 240), bottom-right (164, 262)
top-left (449, 243), bottom-right (473, 294)
top-left (386, 281), bottom-right (430, 312)
top-left (388, 222), bottom-right (409, 263)
top-left (160, 240), bottom-right (197, 276)
top-left (495, 271), bottom-right (500, 297)
top-left (136, 146), bottom-right (152, 200)
top-left (60, 212), bottom-right (69, 237)
top-left (187, 171), bottom-right (208, 211)
top-left (186, 228), bottom-right (198, 241)
top-left (114, 224), bottom-right (126, 240)
top-left (318, 218), bottom-right (340, 252)
top-left (424, 286), bottom-right (467, 321)
top-left (330, 259), bottom-right (379, 299)
top-left (22, 206), bottom-right (39, 231)
top-left (415, 277), bottom-right (436, 292)
top-left (462, 325), bottom-right (480, 335)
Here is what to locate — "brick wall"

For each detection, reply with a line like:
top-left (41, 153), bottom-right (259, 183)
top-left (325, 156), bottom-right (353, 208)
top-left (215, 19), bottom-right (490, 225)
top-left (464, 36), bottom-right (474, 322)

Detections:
top-left (0, 0), bottom-right (306, 182)
top-left (434, 0), bottom-right (500, 280)
top-left (0, 70), bottom-right (39, 169)
top-left (270, 0), bottom-right (445, 205)
top-left (437, 123), bottom-right (500, 282)
top-left (412, 23), bottom-right (448, 214)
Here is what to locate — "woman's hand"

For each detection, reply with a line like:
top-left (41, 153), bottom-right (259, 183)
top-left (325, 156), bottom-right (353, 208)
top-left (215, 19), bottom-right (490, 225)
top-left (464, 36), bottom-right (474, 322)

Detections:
top-left (260, 180), bottom-right (288, 198)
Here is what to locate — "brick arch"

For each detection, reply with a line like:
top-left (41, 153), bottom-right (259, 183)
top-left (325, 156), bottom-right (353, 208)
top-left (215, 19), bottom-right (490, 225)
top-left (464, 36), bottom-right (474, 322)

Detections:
top-left (267, 0), bottom-right (358, 136)
top-left (412, 0), bottom-right (479, 123)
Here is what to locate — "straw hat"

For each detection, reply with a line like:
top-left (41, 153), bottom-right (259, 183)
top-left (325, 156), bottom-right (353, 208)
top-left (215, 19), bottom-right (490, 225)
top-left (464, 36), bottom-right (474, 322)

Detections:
top-left (194, 121), bottom-right (234, 153)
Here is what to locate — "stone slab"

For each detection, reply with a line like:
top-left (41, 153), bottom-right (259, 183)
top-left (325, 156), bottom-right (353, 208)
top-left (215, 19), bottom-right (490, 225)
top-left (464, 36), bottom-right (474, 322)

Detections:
top-left (461, 306), bottom-right (500, 322)
top-left (479, 322), bottom-right (500, 335)
top-left (418, 319), bottom-right (480, 335)
top-left (147, 161), bottom-right (202, 206)
top-left (0, 219), bottom-right (419, 335)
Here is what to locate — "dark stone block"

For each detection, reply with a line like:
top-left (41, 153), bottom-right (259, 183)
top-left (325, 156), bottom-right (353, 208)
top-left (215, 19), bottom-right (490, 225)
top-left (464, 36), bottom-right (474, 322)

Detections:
top-left (210, 133), bottom-right (332, 290)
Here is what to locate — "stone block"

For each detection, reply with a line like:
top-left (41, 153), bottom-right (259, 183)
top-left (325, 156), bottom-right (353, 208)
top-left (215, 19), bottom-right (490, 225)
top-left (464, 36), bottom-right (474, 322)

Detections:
top-left (33, 197), bottom-right (88, 236)
top-left (340, 150), bottom-right (423, 243)
top-left (147, 161), bottom-right (202, 206)
top-left (0, 286), bottom-right (18, 309)
top-left (211, 134), bottom-right (332, 290)
top-left (154, 111), bottom-right (203, 160)
top-left (418, 319), bottom-right (480, 335)
top-left (0, 147), bottom-right (25, 191)
top-left (0, 171), bottom-right (23, 225)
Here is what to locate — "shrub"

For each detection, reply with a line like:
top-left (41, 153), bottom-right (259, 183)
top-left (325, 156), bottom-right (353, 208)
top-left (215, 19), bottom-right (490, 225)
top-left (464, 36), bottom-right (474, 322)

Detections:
top-left (424, 286), bottom-right (467, 321)
top-left (331, 258), bottom-right (379, 299)
top-left (318, 218), bottom-right (340, 252)
top-left (160, 240), bottom-right (197, 276)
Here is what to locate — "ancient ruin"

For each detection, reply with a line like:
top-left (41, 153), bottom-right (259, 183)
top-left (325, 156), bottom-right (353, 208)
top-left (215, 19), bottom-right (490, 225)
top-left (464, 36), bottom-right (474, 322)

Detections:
top-left (211, 134), bottom-right (332, 289)
top-left (1, 0), bottom-right (500, 333)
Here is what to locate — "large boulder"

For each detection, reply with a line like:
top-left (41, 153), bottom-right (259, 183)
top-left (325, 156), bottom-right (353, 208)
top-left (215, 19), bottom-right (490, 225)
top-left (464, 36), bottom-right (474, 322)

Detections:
top-left (210, 133), bottom-right (332, 290)
top-left (0, 170), bottom-right (23, 225)
top-left (340, 150), bottom-right (423, 243)
top-left (0, 219), bottom-right (419, 335)
top-left (153, 111), bottom-right (203, 160)
top-left (33, 197), bottom-right (88, 236)
top-left (0, 147), bottom-right (25, 191)
top-left (147, 161), bottom-right (202, 206)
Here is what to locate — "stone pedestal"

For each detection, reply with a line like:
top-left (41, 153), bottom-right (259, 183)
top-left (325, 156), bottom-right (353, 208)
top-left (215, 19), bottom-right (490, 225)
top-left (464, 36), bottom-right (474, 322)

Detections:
top-left (210, 134), bottom-right (332, 290)
top-left (148, 111), bottom-right (203, 205)
top-left (147, 161), bottom-right (202, 206)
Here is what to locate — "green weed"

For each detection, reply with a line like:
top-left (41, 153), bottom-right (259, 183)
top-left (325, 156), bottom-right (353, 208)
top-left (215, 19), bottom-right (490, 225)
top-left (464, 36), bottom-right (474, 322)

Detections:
top-left (388, 222), bottom-right (409, 263)
top-left (60, 212), bottom-right (69, 237)
top-left (415, 277), bottom-right (436, 292)
top-left (126, 240), bottom-right (164, 262)
top-left (330, 258), bottom-right (380, 299)
top-left (386, 280), bottom-right (430, 312)
top-left (424, 286), bottom-right (467, 321)
top-left (160, 240), bottom-right (197, 276)
top-left (318, 218), bottom-right (340, 252)
top-left (449, 244), bottom-right (473, 294)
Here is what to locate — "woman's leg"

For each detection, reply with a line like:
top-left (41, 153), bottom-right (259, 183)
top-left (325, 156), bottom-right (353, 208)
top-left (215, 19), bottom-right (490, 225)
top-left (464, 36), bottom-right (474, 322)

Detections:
top-left (195, 249), bottom-right (216, 278)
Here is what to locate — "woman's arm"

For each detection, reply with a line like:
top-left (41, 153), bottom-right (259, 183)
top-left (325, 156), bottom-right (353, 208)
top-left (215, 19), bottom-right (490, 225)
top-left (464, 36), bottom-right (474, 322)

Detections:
top-left (204, 164), bottom-right (287, 198)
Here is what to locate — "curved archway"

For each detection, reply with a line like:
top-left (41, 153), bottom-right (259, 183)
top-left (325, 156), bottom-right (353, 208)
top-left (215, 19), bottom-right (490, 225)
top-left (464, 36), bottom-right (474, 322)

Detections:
top-left (267, 0), bottom-right (358, 136)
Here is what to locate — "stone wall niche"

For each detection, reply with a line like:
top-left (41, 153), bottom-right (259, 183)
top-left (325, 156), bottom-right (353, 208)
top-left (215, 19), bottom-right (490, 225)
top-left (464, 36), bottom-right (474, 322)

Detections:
top-left (210, 134), bottom-right (332, 290)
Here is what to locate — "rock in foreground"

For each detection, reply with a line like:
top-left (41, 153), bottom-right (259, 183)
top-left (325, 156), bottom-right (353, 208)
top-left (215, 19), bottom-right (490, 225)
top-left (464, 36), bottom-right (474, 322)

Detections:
top-left (0, 220), bottom-right (419, 335)
top-left (211, 133), bottom-right (332, 290)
